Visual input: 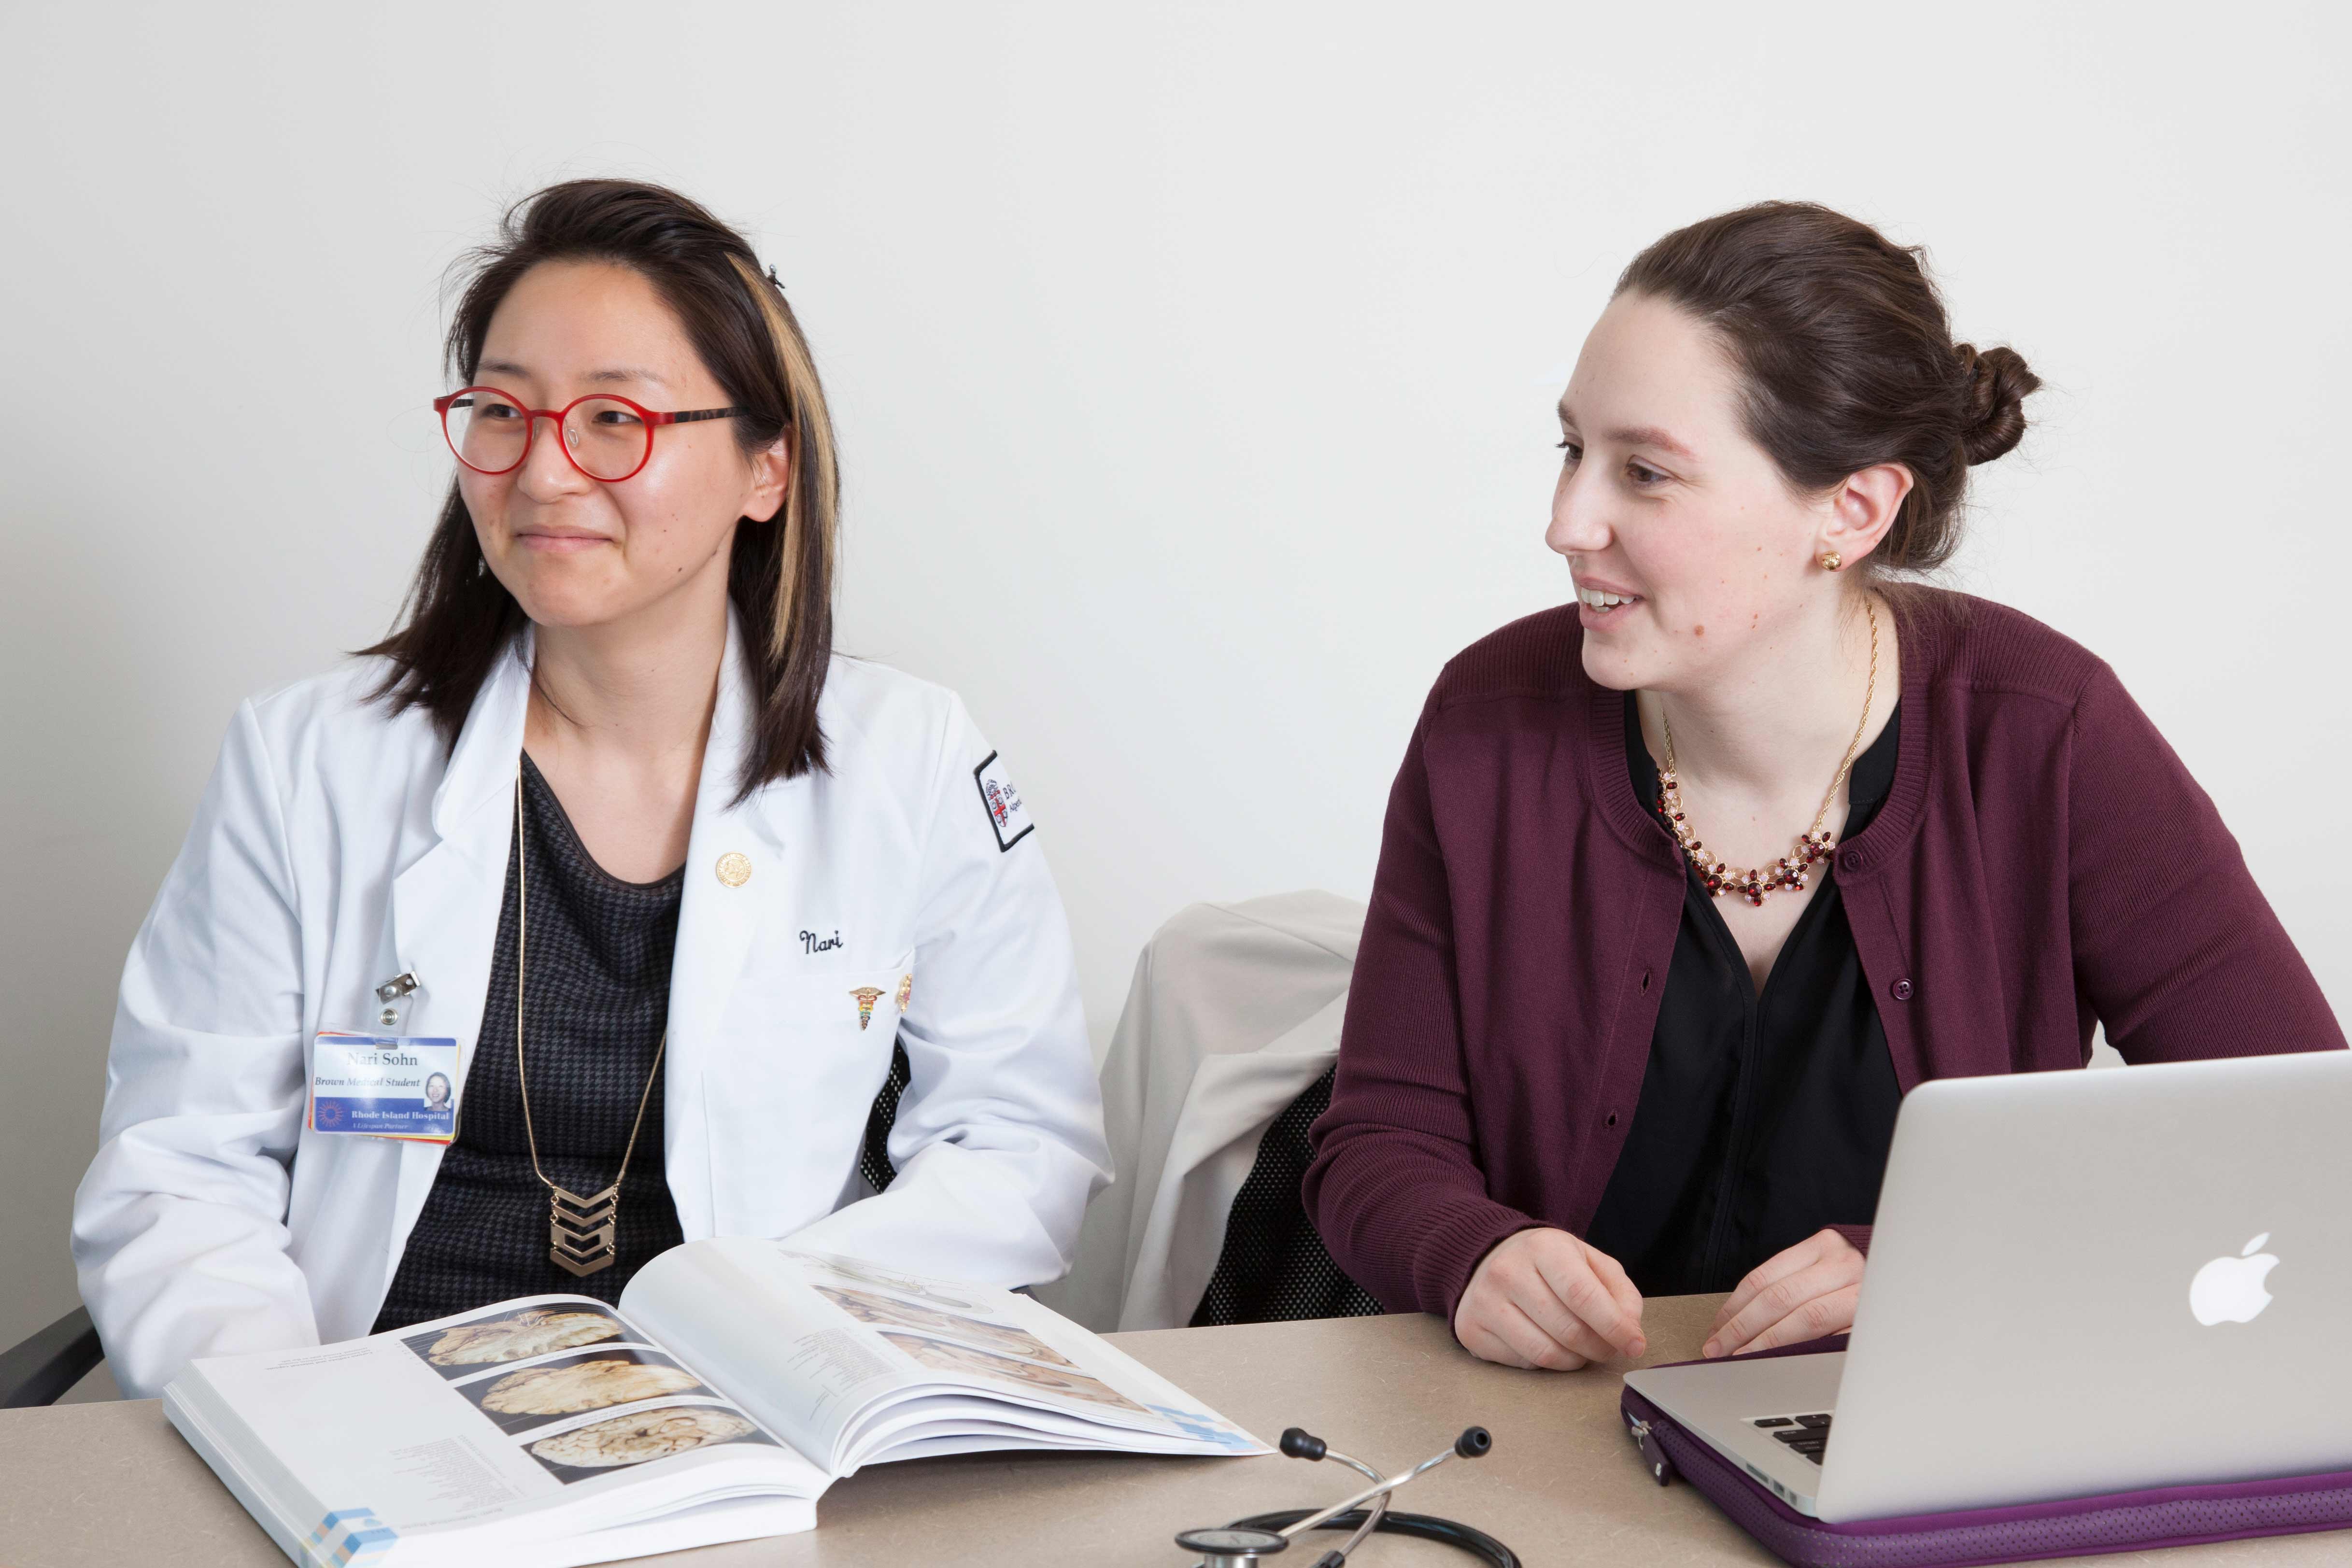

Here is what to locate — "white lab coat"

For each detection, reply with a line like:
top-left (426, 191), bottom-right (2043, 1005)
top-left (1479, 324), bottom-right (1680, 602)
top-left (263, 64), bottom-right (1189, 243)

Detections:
top-left (71, 616), bottom-right (1111, 1398)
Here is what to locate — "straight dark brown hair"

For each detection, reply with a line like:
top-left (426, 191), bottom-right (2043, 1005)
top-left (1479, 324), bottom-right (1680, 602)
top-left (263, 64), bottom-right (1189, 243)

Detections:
top-left (365, 179), bottom-right (841, 798)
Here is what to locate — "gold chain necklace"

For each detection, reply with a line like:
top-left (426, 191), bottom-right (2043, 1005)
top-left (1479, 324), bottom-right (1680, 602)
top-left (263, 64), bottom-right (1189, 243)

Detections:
top-left (513, 765), bottom-right (668, 1278)
top-left (1657, 597), bottom-right (1880, 907)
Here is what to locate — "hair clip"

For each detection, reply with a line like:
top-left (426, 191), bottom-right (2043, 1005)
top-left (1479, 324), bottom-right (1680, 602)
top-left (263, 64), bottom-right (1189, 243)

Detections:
top-left (765, 263), bottom-right (784, 291)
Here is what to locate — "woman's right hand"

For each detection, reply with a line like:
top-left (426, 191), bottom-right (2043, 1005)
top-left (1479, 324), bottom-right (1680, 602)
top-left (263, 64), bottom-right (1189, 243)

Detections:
top-left (1452, 1227), bottom-right (1647, 1370)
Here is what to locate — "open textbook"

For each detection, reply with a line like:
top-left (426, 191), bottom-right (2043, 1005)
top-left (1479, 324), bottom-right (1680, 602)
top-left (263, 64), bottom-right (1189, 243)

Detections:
top-left (163, 1238), bottom-right (1267, 1568)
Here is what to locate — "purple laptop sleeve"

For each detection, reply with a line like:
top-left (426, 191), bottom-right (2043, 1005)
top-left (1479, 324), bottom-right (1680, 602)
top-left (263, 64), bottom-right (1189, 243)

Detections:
top-left (1618, 1339), bottom-right (2352, 1567)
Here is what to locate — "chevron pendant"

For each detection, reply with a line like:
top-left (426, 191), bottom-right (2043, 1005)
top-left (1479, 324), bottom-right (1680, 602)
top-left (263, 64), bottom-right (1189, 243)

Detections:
top-left (547, 1181), bottom-right (622, 1277)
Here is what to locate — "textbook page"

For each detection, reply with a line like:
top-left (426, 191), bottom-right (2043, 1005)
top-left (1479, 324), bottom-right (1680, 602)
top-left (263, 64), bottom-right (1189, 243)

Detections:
top-left (617, 1238), bottom-right (1268, 1473)
top-left (167, 1294), bottom-right (827, 1565)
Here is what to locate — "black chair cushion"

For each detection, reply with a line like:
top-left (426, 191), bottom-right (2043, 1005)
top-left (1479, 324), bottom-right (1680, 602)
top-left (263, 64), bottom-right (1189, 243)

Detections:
top-left (1190, 1065), bottom-right (1383, 1326)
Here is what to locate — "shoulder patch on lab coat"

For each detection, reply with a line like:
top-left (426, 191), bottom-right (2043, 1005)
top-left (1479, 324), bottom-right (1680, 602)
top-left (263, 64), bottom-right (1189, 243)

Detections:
top-left (973, 752), bottom-right (1034, 852)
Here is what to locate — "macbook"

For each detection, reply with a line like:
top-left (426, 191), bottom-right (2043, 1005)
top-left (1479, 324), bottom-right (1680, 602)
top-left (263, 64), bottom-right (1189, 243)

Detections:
top-left (1622, 1048), bottom-right (2352, 1521)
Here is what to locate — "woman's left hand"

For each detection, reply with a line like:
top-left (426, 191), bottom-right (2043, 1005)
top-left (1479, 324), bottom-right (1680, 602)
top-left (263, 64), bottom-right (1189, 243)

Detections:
top-left (1703, 1229), bottom-right (1865, 1358)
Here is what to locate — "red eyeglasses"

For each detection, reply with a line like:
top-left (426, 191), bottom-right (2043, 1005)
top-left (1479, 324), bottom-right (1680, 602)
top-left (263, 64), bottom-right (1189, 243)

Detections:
top-left (434, 386), bottom-right (738, 482)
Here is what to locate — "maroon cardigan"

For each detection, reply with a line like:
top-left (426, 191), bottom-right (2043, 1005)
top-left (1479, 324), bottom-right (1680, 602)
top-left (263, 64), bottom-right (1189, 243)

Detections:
top-left (1304, 593), bottom-right (2345, 1321)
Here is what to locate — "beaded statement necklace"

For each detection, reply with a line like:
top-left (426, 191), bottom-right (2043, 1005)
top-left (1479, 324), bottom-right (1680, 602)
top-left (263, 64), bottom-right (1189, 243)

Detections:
top-left (1656, 597), bottom-right (1880, 908)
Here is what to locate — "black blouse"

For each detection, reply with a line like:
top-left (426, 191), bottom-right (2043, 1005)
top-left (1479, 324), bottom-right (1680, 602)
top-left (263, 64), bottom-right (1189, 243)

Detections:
top-left (374, 754), bottom-right (686, 1329)
top-left (1582, 695), bottom-right (1903, 1297)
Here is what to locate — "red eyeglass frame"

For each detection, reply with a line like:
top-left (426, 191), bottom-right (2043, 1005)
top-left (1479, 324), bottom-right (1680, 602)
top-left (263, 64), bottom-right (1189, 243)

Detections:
top-left (433, 386), bottom-right (739, 483)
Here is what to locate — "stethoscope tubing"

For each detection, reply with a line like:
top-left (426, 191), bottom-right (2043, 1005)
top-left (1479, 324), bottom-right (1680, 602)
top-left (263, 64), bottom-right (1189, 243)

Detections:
top-left (1224, 1509), bottom-right (1521, 1568)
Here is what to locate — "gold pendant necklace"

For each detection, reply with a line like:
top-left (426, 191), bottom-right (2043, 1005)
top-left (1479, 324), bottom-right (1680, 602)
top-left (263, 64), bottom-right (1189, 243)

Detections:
top-left (512, 766), bottom-right (668, 1278)
top-left (1657, 597), bottom-right (1880, 908)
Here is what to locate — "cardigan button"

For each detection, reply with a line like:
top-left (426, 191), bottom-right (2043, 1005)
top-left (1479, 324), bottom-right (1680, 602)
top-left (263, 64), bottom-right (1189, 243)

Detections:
top-left (1891, 978), bottom-right (1914, 1002)
top-left (1605, 1112), bottom-right (1619, 1128)
top-left (1842, 848), bottom-right (1868, 872)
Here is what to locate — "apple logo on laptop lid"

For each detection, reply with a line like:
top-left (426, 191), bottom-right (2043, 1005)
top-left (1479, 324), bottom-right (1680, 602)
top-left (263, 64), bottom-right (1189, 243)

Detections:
top-left (2189, 1233), bottom-right (2279, 1326)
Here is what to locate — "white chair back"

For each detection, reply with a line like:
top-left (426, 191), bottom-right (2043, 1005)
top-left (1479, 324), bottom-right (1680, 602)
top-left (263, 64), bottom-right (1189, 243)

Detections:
top-left (1036, 891), bottom-right (1363, 1331)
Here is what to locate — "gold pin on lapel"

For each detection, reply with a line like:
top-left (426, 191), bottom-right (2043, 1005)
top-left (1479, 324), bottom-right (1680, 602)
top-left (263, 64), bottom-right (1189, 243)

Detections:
top-left (895, 973), bottom-right (913, 1013)
top-left (851, 986), bottom-right (886, 1030)
top-left (715, 851), bottom-right (752, 888)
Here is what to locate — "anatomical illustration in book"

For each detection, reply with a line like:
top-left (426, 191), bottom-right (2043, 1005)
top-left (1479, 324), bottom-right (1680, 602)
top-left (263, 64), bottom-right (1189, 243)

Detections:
top-left (524, 1405), bottom-right (779, 1482)
top-left (815, 1285), bottom-right (1077, 1368)
top-left (455, 1347), bottom-right (714, 1436)
top-left (400, 1303), bottom-right (629, 1379)
top-left (878, 1330), bottom-right (1149, 1415)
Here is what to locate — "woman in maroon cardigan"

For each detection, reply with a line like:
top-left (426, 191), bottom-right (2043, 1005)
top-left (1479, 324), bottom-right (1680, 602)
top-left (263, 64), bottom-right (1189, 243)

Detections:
top-left (1303, 202), bottom-right (2344, 1372)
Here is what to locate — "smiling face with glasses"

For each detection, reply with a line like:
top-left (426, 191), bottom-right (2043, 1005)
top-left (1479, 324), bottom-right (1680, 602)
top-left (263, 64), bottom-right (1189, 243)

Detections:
top-left (443, 258), bottom-right (791, 636)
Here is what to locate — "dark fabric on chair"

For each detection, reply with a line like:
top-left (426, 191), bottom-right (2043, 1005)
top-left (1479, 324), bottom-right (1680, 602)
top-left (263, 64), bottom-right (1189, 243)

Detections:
top-left (1191, 1067), bottom-right (1384, 1326)
top-left (860, 1039), bottom-right (914, 1194)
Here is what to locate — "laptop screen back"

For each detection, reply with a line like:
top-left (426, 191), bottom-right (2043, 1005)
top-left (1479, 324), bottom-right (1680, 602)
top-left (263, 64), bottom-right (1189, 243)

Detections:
top-left (1817, 1049), bottom-right (2352, 1521)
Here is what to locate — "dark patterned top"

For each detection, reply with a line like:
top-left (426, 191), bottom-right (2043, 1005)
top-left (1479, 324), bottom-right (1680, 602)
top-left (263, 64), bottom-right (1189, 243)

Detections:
top-left (373, 754), bottom-right (686, 1329)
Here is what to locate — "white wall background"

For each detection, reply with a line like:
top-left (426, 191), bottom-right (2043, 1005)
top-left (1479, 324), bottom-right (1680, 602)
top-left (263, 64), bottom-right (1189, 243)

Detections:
top-left (4, 1), bottom-right (2346, 1365)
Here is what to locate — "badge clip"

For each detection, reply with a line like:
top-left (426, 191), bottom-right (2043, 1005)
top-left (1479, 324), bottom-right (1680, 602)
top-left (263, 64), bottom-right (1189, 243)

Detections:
top-left (373, 971), bottom-right (424, 1031)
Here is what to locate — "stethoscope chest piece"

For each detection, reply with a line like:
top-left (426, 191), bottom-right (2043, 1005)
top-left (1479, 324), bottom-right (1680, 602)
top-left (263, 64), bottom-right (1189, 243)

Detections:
top-left (1175, 1525), bottom-right (1289, 1565)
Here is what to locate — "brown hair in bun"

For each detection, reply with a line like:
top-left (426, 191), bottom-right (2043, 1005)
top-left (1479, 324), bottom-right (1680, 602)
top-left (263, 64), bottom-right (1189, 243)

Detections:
top-left (1617, 201), bottom-right (2040, 574)
top-left (1955, 341), bottom-right (2039, 466)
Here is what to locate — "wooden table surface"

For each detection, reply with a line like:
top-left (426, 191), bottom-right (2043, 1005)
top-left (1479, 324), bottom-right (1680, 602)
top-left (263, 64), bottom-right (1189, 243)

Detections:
top-left (0, 1293), bottom-right (2331, 1566)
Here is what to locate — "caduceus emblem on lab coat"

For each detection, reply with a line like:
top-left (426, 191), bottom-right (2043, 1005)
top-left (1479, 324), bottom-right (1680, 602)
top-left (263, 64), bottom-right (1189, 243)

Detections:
top-left (850, 987), bottom-right (886, 1030)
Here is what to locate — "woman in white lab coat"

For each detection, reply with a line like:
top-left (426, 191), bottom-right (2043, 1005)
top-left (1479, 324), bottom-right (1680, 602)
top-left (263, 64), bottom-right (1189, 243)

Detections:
top-left (71, 180), bottom-right (1111, 1399)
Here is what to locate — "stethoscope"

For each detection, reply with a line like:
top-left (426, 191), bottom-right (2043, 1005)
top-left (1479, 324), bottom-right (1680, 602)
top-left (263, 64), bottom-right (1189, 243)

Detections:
top-left (1174, 1425), bottom-right (1519, 1568)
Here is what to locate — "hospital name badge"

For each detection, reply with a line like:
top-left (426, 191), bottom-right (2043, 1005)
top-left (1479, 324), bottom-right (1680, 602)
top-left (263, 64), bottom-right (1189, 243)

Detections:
top-left (308, 1031), bottom-right (461, 1144)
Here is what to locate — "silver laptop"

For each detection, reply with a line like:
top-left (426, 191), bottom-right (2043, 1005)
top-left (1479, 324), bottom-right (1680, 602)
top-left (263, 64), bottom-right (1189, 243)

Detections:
top-left (1623, 1048), bottom-right (2352, 1522)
